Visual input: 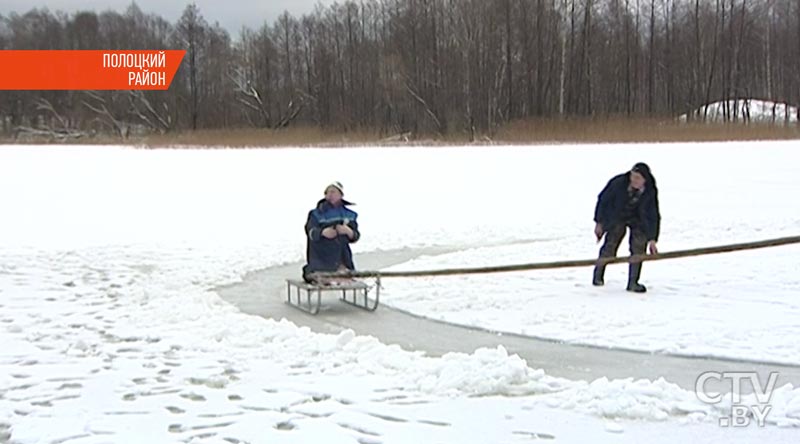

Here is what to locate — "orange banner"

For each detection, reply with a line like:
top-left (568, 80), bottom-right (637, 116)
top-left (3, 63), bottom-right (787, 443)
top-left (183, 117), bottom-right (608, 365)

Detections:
top-left (0, 50), bottom-right (186, 90)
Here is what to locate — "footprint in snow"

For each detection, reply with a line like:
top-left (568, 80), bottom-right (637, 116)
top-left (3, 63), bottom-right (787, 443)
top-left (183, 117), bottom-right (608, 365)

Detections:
top-left (512, 431), bottom-right (556, 440)
top-left (274, 421), bottom-right (295, 431)
top-left (179, 392), bottom-right (206, 402)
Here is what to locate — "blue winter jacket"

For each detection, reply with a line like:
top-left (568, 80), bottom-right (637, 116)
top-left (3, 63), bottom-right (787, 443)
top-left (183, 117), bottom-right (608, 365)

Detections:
top-left (594, 172), bottom-right (661, 241)
top-left (303, 198), bottom-right (360, 278)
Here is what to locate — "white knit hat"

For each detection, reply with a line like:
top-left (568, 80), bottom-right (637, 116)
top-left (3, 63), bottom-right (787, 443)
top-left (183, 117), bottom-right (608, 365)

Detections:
top-left (324, 181), bottom-right (344, 195)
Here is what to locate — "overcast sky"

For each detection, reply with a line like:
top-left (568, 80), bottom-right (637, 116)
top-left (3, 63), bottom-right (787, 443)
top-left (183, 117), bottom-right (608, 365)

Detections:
top-left (0, 1), bottom-right (334, 35)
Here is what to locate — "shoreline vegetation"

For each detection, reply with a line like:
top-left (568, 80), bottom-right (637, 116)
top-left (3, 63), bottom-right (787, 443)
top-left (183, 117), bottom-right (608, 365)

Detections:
top-left (2, 117), bottom-right (798, 148)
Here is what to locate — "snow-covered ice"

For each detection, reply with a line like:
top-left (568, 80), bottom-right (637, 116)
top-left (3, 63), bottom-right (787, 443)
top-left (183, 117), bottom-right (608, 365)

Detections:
top-left (379, 142), bottom-right (800, 365)
top-left (0, 144), bottom-right (798, 443)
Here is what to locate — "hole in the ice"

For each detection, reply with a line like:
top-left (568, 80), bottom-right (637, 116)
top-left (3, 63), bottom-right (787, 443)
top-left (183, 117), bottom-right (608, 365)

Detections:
top-left (417, 419), bottom-right (451, 427)
top-left (180, 392), bottom-right (206, 402)
top-left (158, 369), bottom-right (171, 375)
top-left (63, 282), bottom-right (76, 287)
top-left (274, 421), bottom-right (295, 431)
top-left (228, 394), bottom-right (243, 401)
top-left (337, 423), bottom-right (381, 437)
top-left (367, 413), bottom-right (408, 423)
top-left (166, 406), bottom-right (185, 414)
top-left (513, 431), bottom-right (556, 440)
top-left (122, 394), bottom-right (136, 401)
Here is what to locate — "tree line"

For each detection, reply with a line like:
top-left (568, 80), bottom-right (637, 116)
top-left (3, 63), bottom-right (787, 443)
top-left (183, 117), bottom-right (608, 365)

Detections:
top-left (0, 0), bottom-right (798, 140)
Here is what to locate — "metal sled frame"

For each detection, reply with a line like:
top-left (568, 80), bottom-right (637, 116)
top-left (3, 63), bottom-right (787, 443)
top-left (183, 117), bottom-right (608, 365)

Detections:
top-left (285, 278), bottom-right (380, 315)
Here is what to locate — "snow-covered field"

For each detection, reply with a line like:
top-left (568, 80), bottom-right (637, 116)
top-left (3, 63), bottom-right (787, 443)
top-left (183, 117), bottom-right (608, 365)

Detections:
top-left (680, 99), bottom-right (798, 124)
top-left (1, 144), bottom-right (799, 443)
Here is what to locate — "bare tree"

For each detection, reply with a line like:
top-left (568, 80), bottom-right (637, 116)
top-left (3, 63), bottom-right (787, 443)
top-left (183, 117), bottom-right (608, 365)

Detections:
top-left (176, 3), bottom-right (207, 130)
top-left (15, 98), bottom-right (86, 141)
top-left (82, 91), bottom-right (128, 139)
top-left (128, 91), bottom-right (173, 134)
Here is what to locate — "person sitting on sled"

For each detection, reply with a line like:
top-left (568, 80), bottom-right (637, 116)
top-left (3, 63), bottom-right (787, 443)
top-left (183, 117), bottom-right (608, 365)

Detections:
top-left (302, 181), bottom-right (360, 284)
top-left (592, 162), bottom-right (661, 293)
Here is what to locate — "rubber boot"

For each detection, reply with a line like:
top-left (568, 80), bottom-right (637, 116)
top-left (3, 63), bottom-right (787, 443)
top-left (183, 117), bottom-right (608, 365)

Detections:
top-left (626, 262), bottom-right (647, 293)
top-left (592, 264), bottom-right (606, 286)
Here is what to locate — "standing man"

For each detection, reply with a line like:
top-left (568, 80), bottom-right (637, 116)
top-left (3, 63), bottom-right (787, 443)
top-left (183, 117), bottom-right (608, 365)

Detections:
top-left (593, 163), bottom-right (661, 293)
top-left (303, 181), bottom-right (360, 284)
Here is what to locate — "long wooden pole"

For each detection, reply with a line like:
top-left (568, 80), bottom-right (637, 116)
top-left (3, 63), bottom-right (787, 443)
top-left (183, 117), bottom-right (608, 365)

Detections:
top-left (314, 235), bottom-right (800, 279)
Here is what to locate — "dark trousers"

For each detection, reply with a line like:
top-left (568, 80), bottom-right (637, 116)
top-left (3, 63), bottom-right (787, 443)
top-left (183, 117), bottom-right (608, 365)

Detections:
top-left (600, 224), bottom-right (647, 258)
top-left (595, 224), bottom-right (647, 285)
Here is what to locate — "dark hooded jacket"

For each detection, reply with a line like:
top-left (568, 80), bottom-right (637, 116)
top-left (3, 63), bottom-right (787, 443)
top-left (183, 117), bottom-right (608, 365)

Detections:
top-left (594, 163), bottom-right (661, 241)
top-left (303, 198), bottom-right (360, 278)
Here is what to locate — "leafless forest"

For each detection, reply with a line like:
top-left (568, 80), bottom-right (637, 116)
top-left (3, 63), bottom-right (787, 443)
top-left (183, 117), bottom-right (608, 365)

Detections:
top-left (1, 0), bottom-right (798, 141)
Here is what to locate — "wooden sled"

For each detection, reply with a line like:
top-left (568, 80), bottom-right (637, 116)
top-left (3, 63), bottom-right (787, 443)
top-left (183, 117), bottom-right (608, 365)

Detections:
top-left (285, 277), bottom-right (380, 315)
